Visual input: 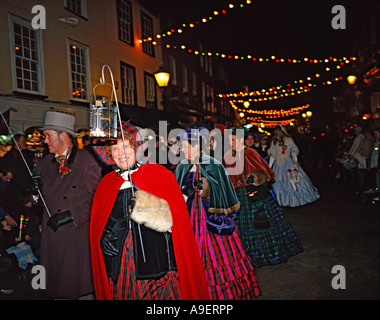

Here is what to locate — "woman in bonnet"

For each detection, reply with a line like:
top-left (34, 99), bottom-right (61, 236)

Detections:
top-left (175, 127), bottom-right (260, 300)
top-left (268, 124), bottom-right (320, 207)
top-left (224, 129), bottom-right (303, 267)
top-left (89, 122), bottom-right (208, 300)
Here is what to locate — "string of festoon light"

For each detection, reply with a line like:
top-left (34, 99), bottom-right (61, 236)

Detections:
top-left (163, 43), bottom-right (356, 66)
top-left (246, 118), bottom-right (297, 128)
top-left (139, 1), bottom-right (356, 67)
top-left (227, 75), bottom-right (344, 103)
top-left (231, 103), bottom-right (310, 117)
top-left (231, 103), bottom-right (312, 128)
top-left (139, 1), bottom-right (253, 43)
top-left (220, 58), bottom-right (353, 100)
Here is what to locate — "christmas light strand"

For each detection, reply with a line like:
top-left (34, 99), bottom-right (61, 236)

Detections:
top-left (231, 103), bottom-right (310, 117)
top-left (228, 85), bottom-right (312, 103)
top-left (226, 74), bottom-right (343, 104)
top-left (246, 118), bottom-right (297, 128)
top-left (139, 1), bottom-right (253, 43)
top-left (219, 58), bottom-right (352, 100)
top-left (163, 42), bottom-right (356, 65)
top-left (233, 103), bottom-right (312, 128)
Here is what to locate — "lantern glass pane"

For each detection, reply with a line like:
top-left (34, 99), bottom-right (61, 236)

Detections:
top-left (90, 100), bottom-right (118, 139)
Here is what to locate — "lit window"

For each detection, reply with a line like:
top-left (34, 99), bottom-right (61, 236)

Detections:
top-left (68, 41), bottom-right (89, 101)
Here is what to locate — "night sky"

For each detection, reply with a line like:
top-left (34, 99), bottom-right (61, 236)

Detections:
top-left (140, 0), bottom-right (379, 126)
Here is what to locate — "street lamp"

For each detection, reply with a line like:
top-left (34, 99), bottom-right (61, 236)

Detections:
top-left (347, 75), bottom-right (357, 85)
top-left (154, 65), bottom-right (170, 88)
top-left (300, 110), bottom-right (312, 134)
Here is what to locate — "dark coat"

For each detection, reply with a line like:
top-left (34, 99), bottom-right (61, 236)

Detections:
top-left (0, 148), bottom-right (34, 211)
top-left (39, 146), bottom-right (102, 299)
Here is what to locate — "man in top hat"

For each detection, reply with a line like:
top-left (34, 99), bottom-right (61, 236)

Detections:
top-left (36, 111), bottom-right (102, 299)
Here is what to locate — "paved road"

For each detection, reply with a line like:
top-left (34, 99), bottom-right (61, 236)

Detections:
top-left (255, 175), bottom-right (380, 300)
top-left (1, 174), bottom-right (379, 300)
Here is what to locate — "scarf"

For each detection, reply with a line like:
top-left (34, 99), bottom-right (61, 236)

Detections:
top-left (56, 143), bottom-right (73, 172)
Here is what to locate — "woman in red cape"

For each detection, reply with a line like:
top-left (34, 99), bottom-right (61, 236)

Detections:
top-left (224, 129), bottom-right (303, 267)
top-left (90, 123), bottom-right (208, 300)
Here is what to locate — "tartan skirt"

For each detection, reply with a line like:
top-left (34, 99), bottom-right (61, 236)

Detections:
top-left (108, 230), bottom-right (181, 300)
top-left (191, 198), bottom-right (261, 300)
top-left (235, 185), bottom-right (304, 268)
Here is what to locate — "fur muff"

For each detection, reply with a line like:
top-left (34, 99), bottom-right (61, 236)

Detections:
top-left (130, 190), bottom-right (173, 232)
top-left (249, 169), bottom-right (270, 186)
top-left (198, 177), bottom-right (210, 199)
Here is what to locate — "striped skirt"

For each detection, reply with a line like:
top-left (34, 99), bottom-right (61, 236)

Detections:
top-left (235, 184), bottom-right (303, 268)
top-left (108, 230), bottom-right (181, 300)
top-left (191, 198), bottom-right (260, 300)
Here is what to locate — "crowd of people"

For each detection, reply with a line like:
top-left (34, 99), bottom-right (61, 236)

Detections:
top-left (315, 119), bottom-right (380, 201)
top-left (0, 110), bottom-right (378, 300)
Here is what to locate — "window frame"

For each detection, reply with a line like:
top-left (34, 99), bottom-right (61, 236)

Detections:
top-left (67, 39), bottom-right (90, 102)
top-left (117, 0), bottom-right (134, 45)
top-left (120, 61), bottom-right (137, 106)
top-left (169, 55), bottom-right (177, 85)
top-left (191, 71), bottom-right (197, 96)
top-left (9, 14), bottom-right (45, 95)
top-left (140, 11), bottom-right (155, 57)
top-left (144, 71), bottom-right (157, 109)
top-left (64, 0), bottom-right (87, 19)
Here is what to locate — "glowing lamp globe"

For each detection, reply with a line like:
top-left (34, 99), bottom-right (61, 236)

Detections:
top-left (154, 66), bottom-right (170, 88)
top-left (347, 75), bottom-right (357, 85)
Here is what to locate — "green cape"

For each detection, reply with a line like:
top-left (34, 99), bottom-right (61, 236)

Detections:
top-left (174, 154), bottom-right (240, 215)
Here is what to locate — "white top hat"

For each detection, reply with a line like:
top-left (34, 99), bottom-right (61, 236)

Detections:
top-left (40, 111), bottom-right (76, 137)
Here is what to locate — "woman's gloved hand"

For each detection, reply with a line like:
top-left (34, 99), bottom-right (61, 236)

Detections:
top-left (181, 186), bottom-right (195, 199)
top-left (100, 229), bottom-right (119, 256)
top-left (194, 179), bottom-right (203, 190)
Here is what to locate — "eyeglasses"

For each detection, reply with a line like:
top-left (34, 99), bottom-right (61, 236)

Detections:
top-left (44, 132), bottom-right (60, 140)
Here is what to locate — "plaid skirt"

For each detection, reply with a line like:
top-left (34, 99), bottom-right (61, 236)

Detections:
top-left (108, 230), bottom-right (181, 300)
top-left (191, 198), bottom-right (260, 300)
top-left (235, 185), bottom-right (304, 267)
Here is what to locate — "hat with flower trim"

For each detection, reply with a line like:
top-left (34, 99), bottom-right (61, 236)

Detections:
top-left (92, 121), bottom-right (145, 166)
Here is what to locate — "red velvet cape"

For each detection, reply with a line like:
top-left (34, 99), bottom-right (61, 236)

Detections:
top-left (90, 163), bottom-right (209, 300)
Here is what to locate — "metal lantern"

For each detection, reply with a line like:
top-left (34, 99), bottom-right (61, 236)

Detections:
top-left (90, 83), bottom-right (118, 139)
